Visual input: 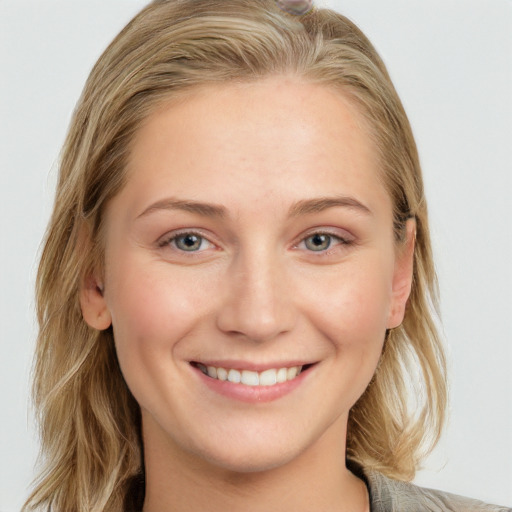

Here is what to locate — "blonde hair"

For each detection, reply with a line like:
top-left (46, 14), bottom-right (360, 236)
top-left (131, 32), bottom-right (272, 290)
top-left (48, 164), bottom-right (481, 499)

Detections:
top-left (25, 1), bottom-right (447, 510)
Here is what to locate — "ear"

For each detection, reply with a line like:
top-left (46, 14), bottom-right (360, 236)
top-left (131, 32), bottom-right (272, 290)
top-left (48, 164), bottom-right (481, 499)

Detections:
top-left (80, 272), bottom-right (112, 330)
top-left (387, 219), bottom-right (416, 329)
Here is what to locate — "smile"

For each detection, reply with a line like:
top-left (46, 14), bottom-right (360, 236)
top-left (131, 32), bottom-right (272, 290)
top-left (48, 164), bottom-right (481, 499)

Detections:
top-left (193, 363), bottom-right (306, 387)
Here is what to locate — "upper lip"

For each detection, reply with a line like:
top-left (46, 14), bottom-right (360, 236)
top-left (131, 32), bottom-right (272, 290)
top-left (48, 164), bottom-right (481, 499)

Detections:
top-left (190, 360), bottom-right (316, 372)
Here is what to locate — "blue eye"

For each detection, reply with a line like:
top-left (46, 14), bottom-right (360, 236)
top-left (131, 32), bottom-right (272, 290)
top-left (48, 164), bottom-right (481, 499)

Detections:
top-left (175, 234), bottom-right (203, 251)
top-left (304, 233), bottom-right (333, 251)
top-left (161, 232), bottom-right (213, 252)
top-left (298, 232), bottom-right (351, 253)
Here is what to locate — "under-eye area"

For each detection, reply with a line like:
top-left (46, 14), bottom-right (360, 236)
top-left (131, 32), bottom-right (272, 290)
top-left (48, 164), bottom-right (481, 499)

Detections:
top-left (191, 362), bottom-right (316, 387)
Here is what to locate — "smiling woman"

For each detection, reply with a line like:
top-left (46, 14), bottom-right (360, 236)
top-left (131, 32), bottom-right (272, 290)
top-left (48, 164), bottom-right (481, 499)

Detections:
top-left (82, 80), bottom-right (414, 494)
top-left (22, 1), bottom-right (509, 511)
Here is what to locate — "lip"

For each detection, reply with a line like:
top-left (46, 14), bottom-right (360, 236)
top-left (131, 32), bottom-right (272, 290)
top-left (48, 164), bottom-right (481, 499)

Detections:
top-left (189, 361), bottom-right (316, 403)
top-left (190, 359), bottom-right (312, 372)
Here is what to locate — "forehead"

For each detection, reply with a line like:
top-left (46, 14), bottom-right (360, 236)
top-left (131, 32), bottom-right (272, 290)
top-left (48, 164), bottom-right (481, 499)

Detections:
top-left (117, 76), bottom-right (389, 220)
top-left (129, 76), bottom-right (374, 158)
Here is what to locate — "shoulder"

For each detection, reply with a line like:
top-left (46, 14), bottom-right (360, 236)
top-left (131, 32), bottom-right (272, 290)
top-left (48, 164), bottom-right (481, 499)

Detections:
top-left (348, 461), bottom-right (511, 512)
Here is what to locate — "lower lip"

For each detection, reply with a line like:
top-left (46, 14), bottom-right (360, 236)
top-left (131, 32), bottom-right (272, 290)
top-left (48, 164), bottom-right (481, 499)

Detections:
top-left (191, 365), bottom-right (312, 403)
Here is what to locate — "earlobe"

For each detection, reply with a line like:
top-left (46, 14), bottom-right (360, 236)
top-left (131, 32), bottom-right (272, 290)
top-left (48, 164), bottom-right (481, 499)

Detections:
top-left (80, 274), bottom-right (112, 330)
top-left (387, 219), bottom-right (416, 329)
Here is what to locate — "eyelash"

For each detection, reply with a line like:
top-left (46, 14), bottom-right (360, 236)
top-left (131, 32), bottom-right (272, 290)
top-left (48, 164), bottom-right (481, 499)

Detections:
top-left (294, 231), bottom-right (353, 254)
top-left (157, 229), bottom-right (354, 256)
top-left (158, 230), bottom-right (214, 253)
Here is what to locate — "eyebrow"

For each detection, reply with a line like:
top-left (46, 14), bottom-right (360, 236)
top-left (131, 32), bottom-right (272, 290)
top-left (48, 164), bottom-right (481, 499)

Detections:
top-left (288, 196), bottom-right (372, 217)
top-left (137, 198), bottom-right (227, 219)
top-left (136, 195), bottom-right (372, 220)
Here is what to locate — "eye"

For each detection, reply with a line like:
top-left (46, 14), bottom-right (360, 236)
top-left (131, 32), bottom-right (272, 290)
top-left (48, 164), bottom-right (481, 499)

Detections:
top-left (160, 232), bottom-right (214, 252)
top-left (304, 233), bottom-right (333, 251)
top-left (297, 232), bottom-right (352, 253)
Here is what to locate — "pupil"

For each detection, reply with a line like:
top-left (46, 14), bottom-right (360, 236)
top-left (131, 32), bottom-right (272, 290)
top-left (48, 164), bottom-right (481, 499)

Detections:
top-left (178, 234), bottom-right (200, 251)
top-left (184, 235), bottom-right (197, 246)
top-left (307, 234), bottom-right (330, 251)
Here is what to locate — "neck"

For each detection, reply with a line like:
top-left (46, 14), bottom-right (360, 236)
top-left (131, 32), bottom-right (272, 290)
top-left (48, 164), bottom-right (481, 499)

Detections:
top-left (142, 416), bottom-right (369, 512)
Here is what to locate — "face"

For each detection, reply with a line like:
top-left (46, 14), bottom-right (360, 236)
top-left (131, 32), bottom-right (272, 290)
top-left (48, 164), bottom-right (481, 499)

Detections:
top-left (81, 76), bottom-right (414, 474)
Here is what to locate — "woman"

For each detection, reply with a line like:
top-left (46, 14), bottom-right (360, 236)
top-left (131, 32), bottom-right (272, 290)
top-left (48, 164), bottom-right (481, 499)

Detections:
top-left (23, 0), bottom-right (510, 510)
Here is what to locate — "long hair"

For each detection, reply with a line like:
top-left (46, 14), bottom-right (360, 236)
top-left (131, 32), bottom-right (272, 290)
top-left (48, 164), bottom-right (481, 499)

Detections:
top-left (24, 1), bottom-right (446, 510)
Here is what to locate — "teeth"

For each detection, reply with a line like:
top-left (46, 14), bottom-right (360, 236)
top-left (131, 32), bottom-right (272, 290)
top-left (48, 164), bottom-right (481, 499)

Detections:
top-left (197, 363), bottom-right (304, 387)
top-left (276, 367), bottom-right (287, 383)
top-left (241, 370), bottom-right (259, 386)
top-left (228, 369), bottom-right (241, 383)
top-left (216, 367), bottom-right (228, 381)
top-left (259, 369), bottom-right (277, 386)
top-left (287, 367), bottom-right (299, 380)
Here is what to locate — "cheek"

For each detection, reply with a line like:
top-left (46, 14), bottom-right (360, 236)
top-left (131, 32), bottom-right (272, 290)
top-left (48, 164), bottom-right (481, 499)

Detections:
top-left (302, 257), bottom-right (394, 347)
top-left (317, 262), bottom-right (394, 398)
top-left (104, 258), bottom-right (223, 414)
top-left (286, 257), bottom-right (394, 415)
top-left (104, 257), bottom-right (218, 368)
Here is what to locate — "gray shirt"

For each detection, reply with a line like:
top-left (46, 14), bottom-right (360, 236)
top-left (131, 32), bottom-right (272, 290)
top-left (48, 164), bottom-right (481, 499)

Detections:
top-left (349, 460), bottom-right (512, 512)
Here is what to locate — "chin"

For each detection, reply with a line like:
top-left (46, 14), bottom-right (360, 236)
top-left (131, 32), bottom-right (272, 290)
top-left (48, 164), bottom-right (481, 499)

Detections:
top-left (172, 421), bottom-right (309, 475)
top-left (198, 443), bottom-right (300, 475)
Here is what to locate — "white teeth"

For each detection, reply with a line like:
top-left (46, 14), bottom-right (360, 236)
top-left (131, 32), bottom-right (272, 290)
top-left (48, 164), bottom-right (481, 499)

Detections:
top-left (241, 370), bottom-right (259, 386)
top-left (287, 367), bottom-right (299, 380)
top-left (197, 363), bottom-right (304, 387)
top-left (259, 369), bottom-right (277, 386)
top-left (276, 367), bottom-right (287, 383)
top-left (216, 367), bottom-right (228, 381)
top-left (227, 369), bottom-right (241, 383)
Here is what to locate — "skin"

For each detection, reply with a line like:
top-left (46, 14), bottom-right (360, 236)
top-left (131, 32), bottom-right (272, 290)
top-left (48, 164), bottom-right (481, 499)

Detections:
top-left (81, 76), bottom-right (415, 512)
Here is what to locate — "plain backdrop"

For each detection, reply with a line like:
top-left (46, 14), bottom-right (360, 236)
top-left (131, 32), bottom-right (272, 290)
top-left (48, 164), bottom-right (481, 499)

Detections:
top-left (1, 0), bottom-right (511, 510)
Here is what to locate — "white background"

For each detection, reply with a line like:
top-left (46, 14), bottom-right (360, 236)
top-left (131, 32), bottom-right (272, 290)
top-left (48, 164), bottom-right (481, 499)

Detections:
top-left (1, 0), bottom-right (511, 510)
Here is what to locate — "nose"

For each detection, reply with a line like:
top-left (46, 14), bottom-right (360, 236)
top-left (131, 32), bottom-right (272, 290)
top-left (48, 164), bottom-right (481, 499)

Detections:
top-left (216, 249), bottom-right (296, 343)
